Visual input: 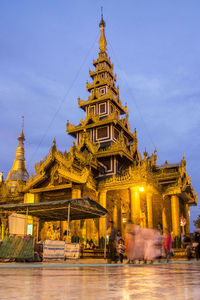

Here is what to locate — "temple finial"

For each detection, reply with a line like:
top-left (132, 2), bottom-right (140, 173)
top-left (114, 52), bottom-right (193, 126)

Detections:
top-left (99, 8), bottom-right (107, 52)
top-left (18, 116), bottom-right (25, 142)
top-left (22, 115), bottom-right (24, 130)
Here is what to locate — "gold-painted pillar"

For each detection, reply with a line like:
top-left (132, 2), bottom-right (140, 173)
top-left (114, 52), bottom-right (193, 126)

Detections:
top-left (33, 217), bottom-right (39, 240)
top-left (146, 192), bottom-right (153, 228)
top-left (71, 186), bottom-right (82, 239)
top-left (162, 207), bottom-right (168, 234)
top-left (1, 217), bottom-right (7, 240)
top-left (113, 203), bottom-right (118, 229)
top-left (184, 204), bottom-right (190, 235)
top-left (99, 190), bottom-right (107, 239)
top-left (33, 194), bottom-right (40, 240)
top-left (129, 187), bottom-right (140, 225)
top-left (86, 219), bottom-right (91, 241)
top-left (171, 195), bottom-right (181, 247)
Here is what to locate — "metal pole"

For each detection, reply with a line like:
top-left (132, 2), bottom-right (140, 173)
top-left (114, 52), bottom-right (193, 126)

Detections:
top-left (66, 203), bottom-right (70, 243)
top-left (25, 207), bottom-right (28, 236)
top-left (104, 214), bottom-right (107, 260)
top-left (36, 219), bottom-right (39, 242)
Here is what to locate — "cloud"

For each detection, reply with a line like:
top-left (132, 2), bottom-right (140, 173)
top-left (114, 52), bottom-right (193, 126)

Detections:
top-left (118, 68), bottom-right (200, 133)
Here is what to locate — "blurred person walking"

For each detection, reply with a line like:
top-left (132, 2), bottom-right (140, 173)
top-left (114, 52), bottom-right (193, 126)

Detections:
top-left (125, 222), bottom-right (135, 263)
top-left (134, 225), bottom-right (144, 263)
top-left (143, 228), bottom-right (162, 263)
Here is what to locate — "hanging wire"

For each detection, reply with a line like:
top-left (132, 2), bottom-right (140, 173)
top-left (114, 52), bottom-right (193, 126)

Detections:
top-left (27, 33), bottom-right (99, 168)
top-left (107, 38), bottom-right (160, 161)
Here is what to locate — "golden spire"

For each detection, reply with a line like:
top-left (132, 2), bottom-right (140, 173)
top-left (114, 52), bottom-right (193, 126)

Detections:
top-left (99, 8), bottom-right (107, 52)
top-left (6, 118), bottom-right (29, 189)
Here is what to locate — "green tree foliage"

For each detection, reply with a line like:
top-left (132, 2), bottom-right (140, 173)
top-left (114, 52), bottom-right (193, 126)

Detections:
top-left (193, 215), bottom-right (200, 229)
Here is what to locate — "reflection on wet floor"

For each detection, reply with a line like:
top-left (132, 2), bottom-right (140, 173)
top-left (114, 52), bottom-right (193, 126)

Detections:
top-left (0, 263), bottom-right (199, 300)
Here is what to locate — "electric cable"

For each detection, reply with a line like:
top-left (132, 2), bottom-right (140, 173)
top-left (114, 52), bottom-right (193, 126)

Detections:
top-left (27, 33), bottom-right (99, 168)
top-left (107, 37), bottom-right (160, 162)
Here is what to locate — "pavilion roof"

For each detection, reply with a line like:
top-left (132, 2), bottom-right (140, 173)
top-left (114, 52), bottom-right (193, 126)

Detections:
top-left (0, 197), bottom-right (107, 222)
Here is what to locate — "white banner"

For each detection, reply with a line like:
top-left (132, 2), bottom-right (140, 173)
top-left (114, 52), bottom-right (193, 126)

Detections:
top-left (43, 240), bottom-right (65, 261)
top-left (65, 243), bottom-right (80, 259)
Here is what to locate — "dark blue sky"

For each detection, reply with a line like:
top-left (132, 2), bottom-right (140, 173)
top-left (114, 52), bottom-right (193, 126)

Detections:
top-left (0, 1), bottom-right (200, 229)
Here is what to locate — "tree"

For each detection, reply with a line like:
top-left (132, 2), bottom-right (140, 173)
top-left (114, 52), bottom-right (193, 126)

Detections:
top-left (193, 215), bottom-right (200, 229)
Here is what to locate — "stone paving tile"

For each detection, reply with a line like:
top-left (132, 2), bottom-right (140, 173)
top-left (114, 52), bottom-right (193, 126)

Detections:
top-left (0, 262), bottom-right (199, 299)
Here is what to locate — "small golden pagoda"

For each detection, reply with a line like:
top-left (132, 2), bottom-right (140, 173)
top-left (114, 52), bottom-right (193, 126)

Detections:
top-left (0, 15), bottom-right (197, 247)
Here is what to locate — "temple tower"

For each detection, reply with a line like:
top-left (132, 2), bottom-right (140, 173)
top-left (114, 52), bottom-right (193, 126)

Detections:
top-left (67, 15), bottom-right (140, 176)
top-left (6, 129), bottom-right (29, 192)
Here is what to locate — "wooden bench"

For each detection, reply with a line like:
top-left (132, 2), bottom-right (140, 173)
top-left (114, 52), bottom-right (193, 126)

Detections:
top-left (81, 249), bottom-right (105, 258)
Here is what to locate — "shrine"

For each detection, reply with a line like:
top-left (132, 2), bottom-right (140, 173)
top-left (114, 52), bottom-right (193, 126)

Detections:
top-left (0, 15), bottom-right (197, 248)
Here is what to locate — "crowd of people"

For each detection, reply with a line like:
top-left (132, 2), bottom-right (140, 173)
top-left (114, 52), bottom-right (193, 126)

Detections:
top-left (108, 222), bottom-right (173, 264)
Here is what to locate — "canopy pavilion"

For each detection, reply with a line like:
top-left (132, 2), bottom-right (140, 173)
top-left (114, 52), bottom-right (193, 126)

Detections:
top-left (0, 197), bottom-right (108, 259)
top-left (0, 197), bottom-right (107, 222)
top-left (0, 197), bottom-right (107, 241)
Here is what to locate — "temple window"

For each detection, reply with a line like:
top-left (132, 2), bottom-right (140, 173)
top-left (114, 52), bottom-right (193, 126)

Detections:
top-left (88, 105), bottom-right (95, 115)
top-left (110, 104), bottom-right (115, 113)
top-left (99, 102), bottom-right (106, 115)
top-left (113, 128), bottom-right (119, 140)
top-left (124, 136), bottom-right (128, 145)
top-left (102, 157), bottom-right (112, 172)
top-left (27, 224), bottom-right (33, 235)
top-left (99, 87), bottom-right (106, 95)
top-left (100, 73), bottom-right (105, 79)
top-left (96, 126), bottom-right (109, 140)
top-left (89, 130), bottom-right (93, 142)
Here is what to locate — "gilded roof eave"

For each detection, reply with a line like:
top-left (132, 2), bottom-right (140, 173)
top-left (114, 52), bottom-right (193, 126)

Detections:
top-left (153, 157), bottom-right (197, 205)
top-left (78, 94), bottom-right (126, 114)
top-left (67, 112), bottom-right (134, 140)
top-left (18, 140), bottom-right (98, 193)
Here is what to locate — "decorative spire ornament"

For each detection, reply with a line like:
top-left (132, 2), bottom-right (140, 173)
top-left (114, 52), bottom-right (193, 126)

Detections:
top-left (99, 8), bottom-right (107, 52)
top-left (6, 118), bottom-right (29, 190)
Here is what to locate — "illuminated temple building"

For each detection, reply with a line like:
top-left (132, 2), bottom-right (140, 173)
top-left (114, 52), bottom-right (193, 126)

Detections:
top-left (0, 16), bottom-right (197, 247)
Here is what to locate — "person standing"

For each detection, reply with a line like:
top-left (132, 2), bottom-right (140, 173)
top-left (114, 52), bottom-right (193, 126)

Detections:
top-left (117, 239), bottom-right (125, 263)
top-left (193, 231), bottom-right (200, 260)
top-left (107, 221), bottom-right (117, 263)
top-left (163, 232), bottom-right (172, 262)
top-left (115, 230), bottom-right (122, 246)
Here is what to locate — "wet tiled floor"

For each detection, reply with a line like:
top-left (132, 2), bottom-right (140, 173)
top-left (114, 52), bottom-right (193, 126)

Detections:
top-left (0, 262), bottom-right (199, 299)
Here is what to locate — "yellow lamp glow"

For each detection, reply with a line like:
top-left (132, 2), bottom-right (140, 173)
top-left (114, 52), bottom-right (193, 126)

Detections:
top-left (139, 187), bottom-right (144, 192)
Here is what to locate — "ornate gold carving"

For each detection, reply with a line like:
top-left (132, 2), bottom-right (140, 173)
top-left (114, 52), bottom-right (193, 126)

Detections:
top-left (97, 131), bottom-right (132, 160)
top-left (0, 182), bottom-right (9, 199)
top-left (66, 121), bottom-right (76, 134)
top-left (121, 112), bottom-right (130, 131)
top-left (78, 90), bottom-right (126, 114)
top-left (80, 112), bottom-right (100, 126)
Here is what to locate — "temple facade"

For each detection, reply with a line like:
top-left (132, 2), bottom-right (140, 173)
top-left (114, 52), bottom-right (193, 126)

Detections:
top-left (0, 16), bottom-right (197, 247)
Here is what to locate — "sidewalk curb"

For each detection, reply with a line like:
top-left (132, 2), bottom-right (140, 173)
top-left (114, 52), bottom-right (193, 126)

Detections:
top-left (0, 260), bottom-right (199, 268)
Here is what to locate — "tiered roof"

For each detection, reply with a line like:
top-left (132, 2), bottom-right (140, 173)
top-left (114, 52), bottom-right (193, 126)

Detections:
top-left (67, 15), bottom-right (140, 173)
